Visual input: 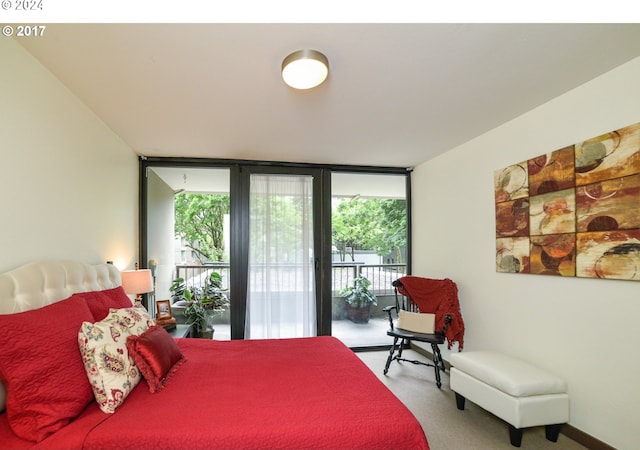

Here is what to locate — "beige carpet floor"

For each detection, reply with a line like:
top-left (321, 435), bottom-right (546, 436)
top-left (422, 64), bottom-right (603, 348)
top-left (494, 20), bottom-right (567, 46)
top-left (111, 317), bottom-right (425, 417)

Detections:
top-left (356, 349), bottom-right (587, 450)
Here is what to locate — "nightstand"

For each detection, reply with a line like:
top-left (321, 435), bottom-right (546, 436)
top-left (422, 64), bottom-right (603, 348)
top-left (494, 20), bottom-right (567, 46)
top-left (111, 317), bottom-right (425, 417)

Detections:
top-left (167, 324), bottom-right (192, 338)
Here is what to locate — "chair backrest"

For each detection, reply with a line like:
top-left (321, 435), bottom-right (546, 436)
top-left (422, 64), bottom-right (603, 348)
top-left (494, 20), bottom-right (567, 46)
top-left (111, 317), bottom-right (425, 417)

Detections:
top-left (393, 276), bottom-right (457, 314)
top-left (392, 279), bottom-right (413, 312)
top-left (392, 279), bottom-right (436, 314)
top-left (392, 275), bottom-right (465, 349)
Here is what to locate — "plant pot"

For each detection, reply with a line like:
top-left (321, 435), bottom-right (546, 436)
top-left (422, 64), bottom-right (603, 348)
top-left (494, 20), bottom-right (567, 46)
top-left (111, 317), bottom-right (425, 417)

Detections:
top-left (196, 327), bottom-right (214, 339)
top-left (346, 304), bottom-right (371, 324)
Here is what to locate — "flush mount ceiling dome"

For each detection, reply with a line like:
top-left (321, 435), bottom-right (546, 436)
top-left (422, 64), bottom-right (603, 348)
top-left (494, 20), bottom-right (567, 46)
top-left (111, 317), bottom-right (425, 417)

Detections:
top-left (281, 49), bottom-right (329, 90)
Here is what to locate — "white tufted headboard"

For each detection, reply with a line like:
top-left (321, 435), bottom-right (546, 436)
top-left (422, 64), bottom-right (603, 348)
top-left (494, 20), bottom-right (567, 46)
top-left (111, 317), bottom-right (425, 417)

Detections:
top-left (0, 260), bottom-right (122, 413)
top-left (0, 260), bottom-right (122, 315)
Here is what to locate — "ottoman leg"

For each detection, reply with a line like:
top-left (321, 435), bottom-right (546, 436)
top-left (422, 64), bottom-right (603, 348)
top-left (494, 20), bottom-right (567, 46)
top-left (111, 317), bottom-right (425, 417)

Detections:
top-left (508, 424), bottom-right (523, 447)
top-left (454, 392), bottom-right (466, 410)
top-left (545, 423), bottom-right (562, 442)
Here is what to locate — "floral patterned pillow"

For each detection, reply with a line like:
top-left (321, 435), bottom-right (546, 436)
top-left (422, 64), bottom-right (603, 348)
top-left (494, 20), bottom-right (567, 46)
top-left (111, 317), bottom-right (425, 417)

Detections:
top-left (78, 307), bottom-right (154, 413)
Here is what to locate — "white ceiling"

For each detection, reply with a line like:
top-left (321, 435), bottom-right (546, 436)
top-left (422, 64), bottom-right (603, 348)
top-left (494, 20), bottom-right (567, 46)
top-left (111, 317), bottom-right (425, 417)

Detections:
top-left (16, 23), bottom-right (640, 168)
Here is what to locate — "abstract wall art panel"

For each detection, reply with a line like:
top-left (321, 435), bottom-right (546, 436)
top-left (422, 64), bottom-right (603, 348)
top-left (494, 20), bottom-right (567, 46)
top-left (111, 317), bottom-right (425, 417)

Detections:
top-left (575, 174), bottom-right (640, 232)
top-left (575, 123), bottom-right (640, 185)
top-left (494, 121), bottom-right (640, 281)
top-left (529, 188), bottom-right (576, 236)
top-left (495, 198), bottom-right (530, 238)
top-left (528, 146), bottom-right (575, 196)
top-left (530, 233), bottom-right (576, 276)
top-left (494, 162), bottom-right (529, 202)
top-left (576, 230), bottom-right (640, 279)
top-left (496, 237), bottom-right (530, 273)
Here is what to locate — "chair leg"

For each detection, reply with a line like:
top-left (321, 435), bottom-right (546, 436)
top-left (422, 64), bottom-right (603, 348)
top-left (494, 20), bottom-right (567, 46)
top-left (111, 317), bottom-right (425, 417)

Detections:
top-left (431, 343), bottom-right (446, 373)
top-left (431, 343), bottom-right (442, 388)
top-left (433, 362), bottom-right (442, 388)
top-left (384, 337), bottom-right (400, 375)
top-left (397, 338), bottom-right (406, 358)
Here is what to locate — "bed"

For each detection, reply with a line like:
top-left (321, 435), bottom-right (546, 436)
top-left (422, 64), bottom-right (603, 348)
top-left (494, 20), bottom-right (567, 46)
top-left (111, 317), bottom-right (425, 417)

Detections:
top-left (0, 260), bottom-right (429, 449)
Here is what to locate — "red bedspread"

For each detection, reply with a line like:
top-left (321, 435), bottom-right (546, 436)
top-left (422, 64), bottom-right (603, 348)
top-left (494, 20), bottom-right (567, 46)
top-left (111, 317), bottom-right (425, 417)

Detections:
top-left (1, 336), bottom-right (428, 450)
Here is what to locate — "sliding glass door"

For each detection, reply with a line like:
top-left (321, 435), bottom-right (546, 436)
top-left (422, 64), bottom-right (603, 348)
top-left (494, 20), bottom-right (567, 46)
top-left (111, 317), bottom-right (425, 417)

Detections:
top-left (330, 172), bottom-right (409, 348)
top-left (245, 173), bottom-right (316, 338)
top-left (141, 158), bottom-right (408, 348)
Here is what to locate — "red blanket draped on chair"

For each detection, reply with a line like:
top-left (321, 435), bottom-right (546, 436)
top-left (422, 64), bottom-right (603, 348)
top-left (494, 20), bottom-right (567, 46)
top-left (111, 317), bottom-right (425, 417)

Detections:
top-left (396, 276), bottom-right (465, 350)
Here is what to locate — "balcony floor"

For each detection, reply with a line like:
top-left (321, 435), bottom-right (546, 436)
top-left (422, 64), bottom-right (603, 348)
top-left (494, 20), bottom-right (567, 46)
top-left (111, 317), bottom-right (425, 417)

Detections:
top-left (209, 317), bottom-right (391, 348)
top-left (332, 317), bottom-right (391, 347)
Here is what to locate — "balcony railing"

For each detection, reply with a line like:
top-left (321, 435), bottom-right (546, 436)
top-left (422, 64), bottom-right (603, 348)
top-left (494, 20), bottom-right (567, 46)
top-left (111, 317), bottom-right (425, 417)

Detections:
top-left (175, 263), bottom-right (231, 297)
top-left (175, 262), bottom-right (407, 297)
top-left (331, 263), bottom-right (406, 295)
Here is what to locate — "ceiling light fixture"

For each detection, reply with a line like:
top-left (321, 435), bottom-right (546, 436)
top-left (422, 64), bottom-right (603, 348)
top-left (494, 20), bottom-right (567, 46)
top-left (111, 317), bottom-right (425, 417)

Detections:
top-left (282, 49), bottom-right (329, 90)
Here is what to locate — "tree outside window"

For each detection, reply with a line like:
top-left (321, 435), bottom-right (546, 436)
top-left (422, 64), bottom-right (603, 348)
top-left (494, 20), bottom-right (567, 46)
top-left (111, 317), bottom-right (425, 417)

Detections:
top-left (332, 198), bottom-right (407, 263)
top-left (174, 193), bottom-right (230, 264)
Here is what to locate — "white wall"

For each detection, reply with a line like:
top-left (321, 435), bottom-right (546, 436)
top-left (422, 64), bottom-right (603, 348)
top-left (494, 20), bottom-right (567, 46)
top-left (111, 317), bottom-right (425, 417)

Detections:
top-left (412, 57), bottom-right (640, 449)
top-left (146, 169), bottom-right (177, 302)
top-left (0, 38), bottom-right (138, 273)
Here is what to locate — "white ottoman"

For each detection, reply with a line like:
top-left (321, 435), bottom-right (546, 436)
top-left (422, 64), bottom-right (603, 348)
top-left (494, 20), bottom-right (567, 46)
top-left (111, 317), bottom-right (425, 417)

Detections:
top-left (450, 351), bottom-right (569, 447)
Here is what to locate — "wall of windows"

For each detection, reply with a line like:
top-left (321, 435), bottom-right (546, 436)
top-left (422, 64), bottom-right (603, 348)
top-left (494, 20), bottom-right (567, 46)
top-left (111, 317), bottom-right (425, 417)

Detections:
top-left (141, 157), bottom-right (410, 348)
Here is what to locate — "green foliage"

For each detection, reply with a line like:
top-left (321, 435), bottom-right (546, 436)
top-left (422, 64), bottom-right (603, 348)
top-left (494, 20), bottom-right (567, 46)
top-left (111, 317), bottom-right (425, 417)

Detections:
top-left (339, 275), bottom-right (377, 308)
top-left (169, 271), bottom-right (229, 332)
top-left (332, 198), bottom-right (406, 262)
top-left (198, 271), bottom-right (228, 311)
top-left (174, 192), bottom-right (406, 265)
top-left (332, 199), bottom-right (376, 261)
top-left (174, 193), bottom-right (230, 263)
top-left (248, 189), bottom-right (312, 264)
top-left (169, 277), bottom-right (188, 303)
top-left (183, 301), bottom-right (208, 332)
top-left (373, 199), bottom-right (407, 263)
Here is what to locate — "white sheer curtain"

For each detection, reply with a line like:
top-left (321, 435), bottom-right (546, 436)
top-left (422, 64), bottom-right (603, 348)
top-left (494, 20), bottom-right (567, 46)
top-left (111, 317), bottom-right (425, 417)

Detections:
top-left (245, 174), bottom-right (316, 339)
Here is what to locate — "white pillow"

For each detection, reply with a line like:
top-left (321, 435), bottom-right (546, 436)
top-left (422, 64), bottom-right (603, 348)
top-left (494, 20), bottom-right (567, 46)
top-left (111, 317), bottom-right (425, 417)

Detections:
top-left (397, 309), bottom-right (435, 334)
top-left (78, 307), bottom-right (154, 414)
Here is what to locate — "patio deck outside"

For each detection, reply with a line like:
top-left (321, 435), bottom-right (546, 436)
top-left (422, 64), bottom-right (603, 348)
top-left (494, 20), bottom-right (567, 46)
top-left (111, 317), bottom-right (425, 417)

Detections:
top-left (206, 318), bottom-right (391, 348)
top-left (174, 262), bottom-right (405, 348)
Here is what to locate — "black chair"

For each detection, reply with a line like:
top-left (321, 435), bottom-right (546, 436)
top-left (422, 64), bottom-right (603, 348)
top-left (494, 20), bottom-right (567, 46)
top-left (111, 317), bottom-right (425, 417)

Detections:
top-left (383, 278), bottom-right (453, 388)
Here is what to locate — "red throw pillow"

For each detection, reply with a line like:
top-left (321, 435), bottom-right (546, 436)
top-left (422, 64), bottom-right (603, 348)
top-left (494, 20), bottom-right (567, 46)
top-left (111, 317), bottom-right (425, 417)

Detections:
top-left (80, 286), bottom-right (133, 321)
top-left (0, 295), bottom-right (95, 442)
top-left (126, 326), bottom-right (184, 393)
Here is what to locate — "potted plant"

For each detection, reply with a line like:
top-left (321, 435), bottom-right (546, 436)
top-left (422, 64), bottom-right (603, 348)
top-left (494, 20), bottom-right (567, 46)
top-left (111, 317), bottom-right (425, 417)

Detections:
top-left (339, 275), bottom-right (377, 323)
top-left (169, 271), bottom-right (229, 338)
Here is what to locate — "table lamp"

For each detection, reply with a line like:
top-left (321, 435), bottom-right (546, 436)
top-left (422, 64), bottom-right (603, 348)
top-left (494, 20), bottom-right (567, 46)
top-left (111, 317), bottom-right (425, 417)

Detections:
top-left (121, 263), bottom-right (153, 308)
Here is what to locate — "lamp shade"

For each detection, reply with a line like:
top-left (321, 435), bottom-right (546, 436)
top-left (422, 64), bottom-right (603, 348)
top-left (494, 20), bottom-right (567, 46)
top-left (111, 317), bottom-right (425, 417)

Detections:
top-left (282, 49), bottom-right (329, 90)
top-left (120, 269), bottom-right (153, 295)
